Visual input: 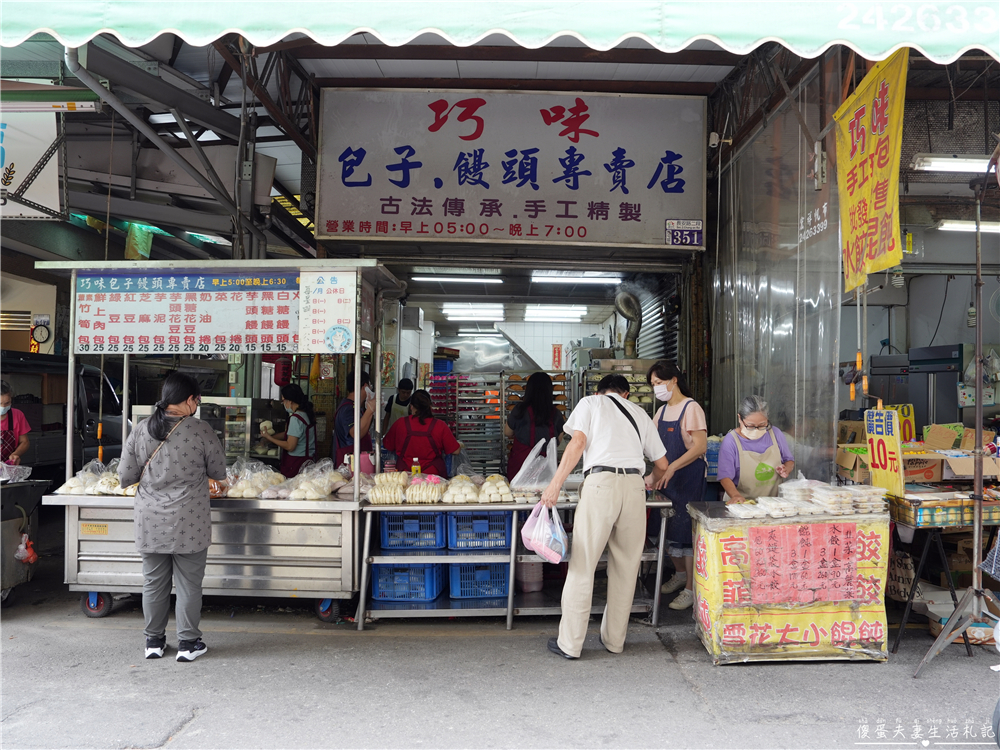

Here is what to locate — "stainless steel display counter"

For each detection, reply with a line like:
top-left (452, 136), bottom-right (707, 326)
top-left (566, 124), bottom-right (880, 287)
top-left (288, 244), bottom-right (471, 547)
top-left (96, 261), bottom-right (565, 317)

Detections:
top-left (43, 494), bottom-right (362, 618)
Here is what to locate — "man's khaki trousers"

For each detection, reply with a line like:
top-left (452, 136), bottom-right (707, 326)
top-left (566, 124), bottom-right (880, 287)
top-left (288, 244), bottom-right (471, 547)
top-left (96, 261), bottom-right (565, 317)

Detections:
top-left (557, 471), bottom-right (646, 657)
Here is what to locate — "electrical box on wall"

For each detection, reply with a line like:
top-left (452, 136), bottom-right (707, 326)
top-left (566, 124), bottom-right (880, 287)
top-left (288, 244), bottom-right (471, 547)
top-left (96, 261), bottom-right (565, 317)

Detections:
top-left (401, 306), bottom-right (424, 331)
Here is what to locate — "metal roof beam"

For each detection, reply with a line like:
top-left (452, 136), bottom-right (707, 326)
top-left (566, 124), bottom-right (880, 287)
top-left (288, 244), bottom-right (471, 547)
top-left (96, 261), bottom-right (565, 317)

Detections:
top-left (311, 77), bottom-right (716, 96)
top-left (84, 43), bottom-right (242, 140)
top-left (286, 43), bottom-right (740, 67)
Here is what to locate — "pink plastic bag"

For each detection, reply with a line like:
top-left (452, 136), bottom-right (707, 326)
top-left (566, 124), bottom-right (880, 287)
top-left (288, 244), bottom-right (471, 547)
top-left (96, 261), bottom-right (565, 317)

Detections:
top-left (521, 501), bottom-right (568, 563)
top-left (520, 502), bottom-right (544, 552)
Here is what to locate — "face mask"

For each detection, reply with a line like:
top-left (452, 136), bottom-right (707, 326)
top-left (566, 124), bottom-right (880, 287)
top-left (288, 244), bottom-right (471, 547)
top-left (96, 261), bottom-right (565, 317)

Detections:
top-left (285, 406), bottom-right (294, 414)
top-left (0, 405), bottom-right (9, 416)
top-left (741, 421), bottom-right (766, 440)
top-left (653, 384), bottom-right (673, 402)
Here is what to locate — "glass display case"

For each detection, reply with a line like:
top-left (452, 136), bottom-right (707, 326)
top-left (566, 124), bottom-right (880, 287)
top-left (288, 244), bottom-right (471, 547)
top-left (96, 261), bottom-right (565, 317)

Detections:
top-left (132, 397), bottom-right (254, 465)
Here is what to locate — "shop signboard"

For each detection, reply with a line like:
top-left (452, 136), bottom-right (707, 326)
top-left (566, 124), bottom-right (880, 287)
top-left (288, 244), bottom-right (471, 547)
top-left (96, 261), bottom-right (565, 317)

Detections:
top-left (298, 271), bottom-right (357, 354)
top-left (865, 409), bottom-right (904, 498)
top-left (693, 514), bottom-right (889, 664)
top-left (834, 48), bottom-right (908, 292)
top-left (0, 112), bottom-right (61, 219)
top-left (74, 272), bottom-right (300, 355)
top-left (316, 89), bottom-right (706, 249)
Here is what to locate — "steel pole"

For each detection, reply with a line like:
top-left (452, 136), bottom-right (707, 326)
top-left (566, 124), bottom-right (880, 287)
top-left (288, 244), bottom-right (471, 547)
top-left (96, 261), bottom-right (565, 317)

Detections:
top-left (973, 194), bottom-right (985, 617)
top-left (65, 270), bottom-right (77, 481)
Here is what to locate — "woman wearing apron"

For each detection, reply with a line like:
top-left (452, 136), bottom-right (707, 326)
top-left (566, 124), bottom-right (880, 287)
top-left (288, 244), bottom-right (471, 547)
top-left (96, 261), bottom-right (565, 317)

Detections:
top-left (503, 372), bottom-right (564, 481)
top-left (260, 384), bottom-right (318, 478)
top-left (0, 381), bottom-right (31, 466)
top-left (717, 394), bottom-right (795, 503)
top-left (383, 390), bottom-right (461, 476)
top-left (645, 361), bottom-right (708, 611)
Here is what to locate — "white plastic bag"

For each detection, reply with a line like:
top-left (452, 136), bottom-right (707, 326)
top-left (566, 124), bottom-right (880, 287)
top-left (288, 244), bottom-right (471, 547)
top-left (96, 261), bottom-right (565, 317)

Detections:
top-left (510, 438), bottom-right (558, 491)
top-left (527, 502), bottom-right (568, 563)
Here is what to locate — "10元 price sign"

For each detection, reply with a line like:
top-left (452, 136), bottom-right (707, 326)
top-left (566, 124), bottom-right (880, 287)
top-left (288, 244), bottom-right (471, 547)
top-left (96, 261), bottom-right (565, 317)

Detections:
top-left (865, 409), bottom-right (904, 497)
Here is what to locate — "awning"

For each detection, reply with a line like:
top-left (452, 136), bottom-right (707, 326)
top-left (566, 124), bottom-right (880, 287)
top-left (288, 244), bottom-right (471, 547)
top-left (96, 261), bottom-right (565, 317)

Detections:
top-left (2, 1), bottom-right (997, 64)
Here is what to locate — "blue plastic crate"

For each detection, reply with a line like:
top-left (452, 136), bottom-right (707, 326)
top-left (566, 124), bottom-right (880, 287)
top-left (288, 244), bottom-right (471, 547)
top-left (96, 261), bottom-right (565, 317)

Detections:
top-left (433, 359), bottom-right (454, 372)
top-left (447, 511), bottom-right (512, 550)
top-left (449, 563), bottom-right (510, 599)
top-left (371, 563), bottom-right (444, 602)
top-left (380, 512), bottom-right (447, 549)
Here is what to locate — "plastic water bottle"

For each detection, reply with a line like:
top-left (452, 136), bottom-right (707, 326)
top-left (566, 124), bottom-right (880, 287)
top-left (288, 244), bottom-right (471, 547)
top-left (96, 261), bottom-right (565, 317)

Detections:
top-left (411, 457), bottom-right (420, 475)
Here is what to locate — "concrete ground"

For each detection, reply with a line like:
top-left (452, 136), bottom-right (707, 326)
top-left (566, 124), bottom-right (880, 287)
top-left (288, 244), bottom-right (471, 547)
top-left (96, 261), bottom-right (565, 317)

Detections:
top-left (2, 511), bottom-right (999, 750)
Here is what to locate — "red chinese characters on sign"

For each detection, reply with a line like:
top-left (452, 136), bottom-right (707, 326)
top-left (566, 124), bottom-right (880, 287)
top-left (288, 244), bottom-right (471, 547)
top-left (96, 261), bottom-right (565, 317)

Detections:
top-left (748, 524), bottom-right (859, 604)
top-left (427, 98), bottom-right (487, 141)
top-left (539, 97), bottom-right (600, 143)
top-left (720, 534), bottom-right (749, 566)
top-left (695, 534), bottom-right (707, 578)
top-left (696, 594), bottom-right (711, 634)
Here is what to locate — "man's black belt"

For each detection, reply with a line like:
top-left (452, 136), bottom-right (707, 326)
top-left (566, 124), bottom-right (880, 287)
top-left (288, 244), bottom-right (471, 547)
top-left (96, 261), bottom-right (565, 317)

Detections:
top-left (584, 466), bottom-right (642, 477)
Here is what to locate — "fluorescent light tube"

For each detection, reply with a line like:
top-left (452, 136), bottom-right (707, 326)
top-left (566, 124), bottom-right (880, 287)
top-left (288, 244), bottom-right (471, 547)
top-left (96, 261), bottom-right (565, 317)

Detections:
top-left (523, 318), bottom-right (586, 323)
top-left (934, 220), bottom-right (1000, 233)
top-left (531, 275), bottom-right (622, 284)
top-left (412, 276), bottom-right (504, 284)
top-left (456, 332), bottom-right (504, 337)
top-left (446, 316), bottom-right (505, 321)
top-left (910, 153), bottom-right (993, 173)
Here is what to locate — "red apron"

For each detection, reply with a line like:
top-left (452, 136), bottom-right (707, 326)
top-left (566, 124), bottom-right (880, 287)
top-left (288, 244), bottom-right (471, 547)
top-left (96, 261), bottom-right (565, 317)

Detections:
top-left (506, 407), bottom-right (554, 480)
top-left (0, 412), bottom-right (17, 463)
top-left (397, 417), bottom-right (447, 476)
top-left (279, 412), bottom-right (317, 478)
top-left (333, 399), bottom-right (372, 468)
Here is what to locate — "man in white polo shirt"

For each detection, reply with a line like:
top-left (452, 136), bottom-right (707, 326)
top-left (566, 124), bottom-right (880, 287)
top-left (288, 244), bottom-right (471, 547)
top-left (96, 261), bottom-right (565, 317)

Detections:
top-left (542, 373), bottom-right (668, 659)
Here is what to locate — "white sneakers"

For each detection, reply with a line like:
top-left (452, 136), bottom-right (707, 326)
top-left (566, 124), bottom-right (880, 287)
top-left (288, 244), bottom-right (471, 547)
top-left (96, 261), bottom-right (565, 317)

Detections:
top-left (668, 588), bottom-right (694, 610)
top-left (660, 572), bottom-right (687, 594)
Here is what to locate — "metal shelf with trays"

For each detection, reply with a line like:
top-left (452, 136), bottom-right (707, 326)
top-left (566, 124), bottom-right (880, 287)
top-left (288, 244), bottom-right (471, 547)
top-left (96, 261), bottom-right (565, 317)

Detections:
top-left (355, 496), bottom-right (673, 630)
top-left (582, 369), bottom-right (657, 418)
top-left (428, 373), bottom-right (504, 476)
top-left (500, 370), bottom-right (573, 475)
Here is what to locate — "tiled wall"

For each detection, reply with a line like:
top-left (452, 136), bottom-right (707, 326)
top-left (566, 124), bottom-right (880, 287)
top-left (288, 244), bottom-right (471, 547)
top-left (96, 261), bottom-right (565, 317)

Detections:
top-left (497, 322), bottom-right (608, 370)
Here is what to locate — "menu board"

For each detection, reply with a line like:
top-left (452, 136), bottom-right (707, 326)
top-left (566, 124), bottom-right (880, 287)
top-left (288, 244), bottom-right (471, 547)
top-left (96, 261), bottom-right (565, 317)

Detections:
top-left (748, 523), bottom-right (858, 604)
top-left (74, 272), bottom-right (302, 355)
top-left (298, 271), bottom-right (357, 353)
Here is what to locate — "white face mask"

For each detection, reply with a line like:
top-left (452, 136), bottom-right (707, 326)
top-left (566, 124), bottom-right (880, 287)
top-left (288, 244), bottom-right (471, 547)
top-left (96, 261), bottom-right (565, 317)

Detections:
top-left (653, 384), bottom-right (673, 402)
top-left (741, 420), bottom-right (767, 440)
top-left (0, 405), bottom-right (9, 416)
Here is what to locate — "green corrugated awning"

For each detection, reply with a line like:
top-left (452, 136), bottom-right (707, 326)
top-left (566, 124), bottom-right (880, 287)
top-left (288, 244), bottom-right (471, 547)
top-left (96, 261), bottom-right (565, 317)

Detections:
top-left (1, 1), bottom-right (997, 63)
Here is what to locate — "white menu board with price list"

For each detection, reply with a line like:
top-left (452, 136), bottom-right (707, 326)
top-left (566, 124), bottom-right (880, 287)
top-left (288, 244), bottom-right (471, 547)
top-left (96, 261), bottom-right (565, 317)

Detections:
top-left (298, 271), bottom-right (357, 353)
top-left (73, 272), bottom-right (301, 355)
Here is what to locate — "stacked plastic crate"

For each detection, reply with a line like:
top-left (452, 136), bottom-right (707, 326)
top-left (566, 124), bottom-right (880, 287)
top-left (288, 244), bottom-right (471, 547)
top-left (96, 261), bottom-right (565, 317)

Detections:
top-left (447, 511), bottom-right (513, 598)
top-left (370, 512), bottom-right (448, 602)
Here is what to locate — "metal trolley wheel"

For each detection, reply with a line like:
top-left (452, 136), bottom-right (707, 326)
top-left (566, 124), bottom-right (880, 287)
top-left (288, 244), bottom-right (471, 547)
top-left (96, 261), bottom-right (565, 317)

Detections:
top-left (80, 592), bottom-right (115, 618)
top-left (314, 598), bottom-right (341, 622)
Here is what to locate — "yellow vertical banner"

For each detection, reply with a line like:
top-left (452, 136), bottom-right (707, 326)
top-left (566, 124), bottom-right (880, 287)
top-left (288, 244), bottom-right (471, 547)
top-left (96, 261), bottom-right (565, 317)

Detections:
top-left (835, 48), bottom-right (909, 292)
top-left (864, 409), bottom-right (904, 498)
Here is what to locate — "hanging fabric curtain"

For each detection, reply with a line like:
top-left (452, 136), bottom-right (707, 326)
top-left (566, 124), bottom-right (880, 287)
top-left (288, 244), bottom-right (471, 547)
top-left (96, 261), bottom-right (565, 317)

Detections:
top-left (2, 1), bottom-right (996, 63)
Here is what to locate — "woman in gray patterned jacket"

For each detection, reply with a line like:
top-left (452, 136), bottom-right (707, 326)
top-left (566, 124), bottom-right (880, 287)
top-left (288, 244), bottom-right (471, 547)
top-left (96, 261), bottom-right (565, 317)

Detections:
top-left (119, 372), bottom-right (227, 662)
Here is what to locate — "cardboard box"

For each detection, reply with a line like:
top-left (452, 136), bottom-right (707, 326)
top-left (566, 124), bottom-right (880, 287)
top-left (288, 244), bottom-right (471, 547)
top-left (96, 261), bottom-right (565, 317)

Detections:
top-left (41, 373), bottom-right (67, 404)
top-left (938, 452), bottom-right (1000, 480)
top-left (902, 455), bottom-right (943, 483)
top-left (836, 445), bottom-right (870, 483)
top-left (960, 428), bottom-right (997, 451)
top-left (837, 420), bottom-right (866, 444)
top-left (923, 423), bottom-right (964, 450)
